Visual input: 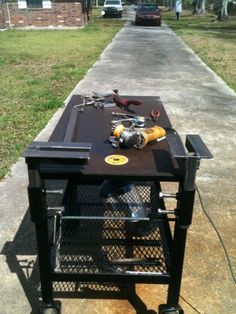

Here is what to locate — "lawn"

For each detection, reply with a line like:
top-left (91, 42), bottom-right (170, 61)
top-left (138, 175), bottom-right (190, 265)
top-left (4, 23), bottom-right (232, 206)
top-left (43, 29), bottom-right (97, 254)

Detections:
top-left (0, 17), bottom-right (125, 179)
top-left (1, 10), bottom-right (236, 180)
top-left (163, 10), bottom-right (236, 92)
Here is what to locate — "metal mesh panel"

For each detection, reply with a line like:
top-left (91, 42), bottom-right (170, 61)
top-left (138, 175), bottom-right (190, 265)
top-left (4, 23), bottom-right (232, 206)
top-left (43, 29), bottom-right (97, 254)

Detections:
top-left (53, 281), bottom-right (122, 293)
top-left (54, 182), bottom-right (169, 276)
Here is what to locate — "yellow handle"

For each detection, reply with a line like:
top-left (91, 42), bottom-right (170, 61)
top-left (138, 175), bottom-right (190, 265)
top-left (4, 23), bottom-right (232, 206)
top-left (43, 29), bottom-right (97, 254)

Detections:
top-left (142, 126), bottom-right (166, 145)
top-left (113, 124), bottom-right (126, 138)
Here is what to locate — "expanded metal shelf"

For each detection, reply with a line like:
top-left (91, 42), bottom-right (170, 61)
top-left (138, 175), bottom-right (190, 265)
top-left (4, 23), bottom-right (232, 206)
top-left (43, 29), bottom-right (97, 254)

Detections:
top-left (51, 183), bottom-right (171, 283)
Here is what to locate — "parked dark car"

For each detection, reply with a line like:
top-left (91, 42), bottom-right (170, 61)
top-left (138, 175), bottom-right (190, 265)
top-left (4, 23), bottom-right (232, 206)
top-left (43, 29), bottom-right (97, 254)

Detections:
top-left (135, 3), bottom-right (162, 26)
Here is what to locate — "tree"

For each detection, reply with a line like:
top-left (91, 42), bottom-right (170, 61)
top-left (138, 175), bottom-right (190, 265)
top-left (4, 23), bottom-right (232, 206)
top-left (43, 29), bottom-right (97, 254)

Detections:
top-left (199, 0), bottom-right (206, 13)
top-left (217, 0), bottom-right (229, 20)
top-left (192, 0), bottom-right (206, 15)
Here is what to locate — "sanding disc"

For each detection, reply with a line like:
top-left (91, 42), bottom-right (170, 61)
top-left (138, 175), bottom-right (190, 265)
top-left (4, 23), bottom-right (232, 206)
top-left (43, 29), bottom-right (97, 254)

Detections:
top-left (105, 154), bottom-right (129, 166)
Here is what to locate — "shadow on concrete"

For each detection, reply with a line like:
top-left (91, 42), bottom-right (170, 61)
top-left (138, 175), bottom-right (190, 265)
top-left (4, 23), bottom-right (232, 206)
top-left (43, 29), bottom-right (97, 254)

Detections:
top-left (1, 210), bottom-right (40, 314)
top-left (1, 209), bottom-right (157, 314)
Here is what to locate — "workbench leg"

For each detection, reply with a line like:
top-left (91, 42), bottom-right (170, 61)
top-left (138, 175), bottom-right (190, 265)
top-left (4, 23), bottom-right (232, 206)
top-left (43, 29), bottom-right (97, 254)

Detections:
top-left (26, 165), bottom-right (61, 313)
top-left (158, 224), bottom-right (186, 314)
top-left (35, 222), bottom-right (61, 314)
top-left (159, 179), bottom-right (195, 314)
top-left (124, 283), bottom-right (148, 314)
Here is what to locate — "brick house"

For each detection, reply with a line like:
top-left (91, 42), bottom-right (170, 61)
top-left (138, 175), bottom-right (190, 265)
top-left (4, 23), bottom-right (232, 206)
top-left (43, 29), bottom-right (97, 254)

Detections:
top-left (0, 0), bottom-right (89, 29)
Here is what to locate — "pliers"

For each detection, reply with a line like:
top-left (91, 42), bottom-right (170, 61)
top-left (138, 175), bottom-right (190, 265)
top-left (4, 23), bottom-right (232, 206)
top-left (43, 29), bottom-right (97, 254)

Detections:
top-left (150, 110), bottom-right (160, 122)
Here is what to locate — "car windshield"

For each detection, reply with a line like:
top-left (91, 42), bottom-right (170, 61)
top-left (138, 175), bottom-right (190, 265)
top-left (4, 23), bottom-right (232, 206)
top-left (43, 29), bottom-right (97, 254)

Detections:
top-left (138, 5), bottom-right (157, 12)
top-left (105, 0), bottom-right (120, 4)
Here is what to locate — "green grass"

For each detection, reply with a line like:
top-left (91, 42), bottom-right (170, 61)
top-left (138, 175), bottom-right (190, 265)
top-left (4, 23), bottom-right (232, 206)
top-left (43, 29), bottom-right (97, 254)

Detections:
top-left (0, 17), bottom-right (125, 179)
top-left (1, 10), bottom-right (236, 179)
top-left (163, 10), bottom-right (236, 92)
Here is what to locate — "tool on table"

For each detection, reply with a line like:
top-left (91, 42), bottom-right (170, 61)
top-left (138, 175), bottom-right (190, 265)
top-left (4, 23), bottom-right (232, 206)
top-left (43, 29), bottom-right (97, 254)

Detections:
top-left (73, 90), bottom-right (143, 111)
top-left (111, 112), bottom-right (152, 120)
top-left (110, 121), bottom-right (166, 149)
top-left (150, 109), bottom-right (160, 122)
top-left (74, 93), bottom-right (116, 111)
top-left (112, 109), bottom-right (161, 122)
top-left (111, 112), bottom-right (154, 128)
top-left (74, 96), bottom-right (104, 110)
top-left (112, 89), bottom-right (143, 110)
top-left (111, 116), bottom-right (146, 128)
top-left (92, 92), bottom-right (117, 108)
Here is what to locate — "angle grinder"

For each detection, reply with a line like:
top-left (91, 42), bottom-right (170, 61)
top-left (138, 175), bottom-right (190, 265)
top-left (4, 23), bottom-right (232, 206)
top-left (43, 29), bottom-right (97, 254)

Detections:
top-left (110, 123), bottom-right (166, 149)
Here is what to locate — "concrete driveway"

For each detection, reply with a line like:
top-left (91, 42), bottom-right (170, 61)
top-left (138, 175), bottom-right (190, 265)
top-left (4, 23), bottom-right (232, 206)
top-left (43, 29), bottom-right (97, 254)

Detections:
top-left (0, 7), bottom-right (235, 314)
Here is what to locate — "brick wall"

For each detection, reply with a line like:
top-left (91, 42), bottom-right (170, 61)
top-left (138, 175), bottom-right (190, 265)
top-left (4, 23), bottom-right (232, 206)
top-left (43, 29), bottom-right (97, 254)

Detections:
top-left (0, 1), bottom-right (84, 29)
top-left (0, 4), bottom-right (7, 28)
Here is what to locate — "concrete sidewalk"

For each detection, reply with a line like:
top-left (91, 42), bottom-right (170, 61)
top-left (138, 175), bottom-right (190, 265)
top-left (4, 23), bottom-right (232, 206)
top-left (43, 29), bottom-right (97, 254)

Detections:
top-left (0, 9), bottom-right (236, 314)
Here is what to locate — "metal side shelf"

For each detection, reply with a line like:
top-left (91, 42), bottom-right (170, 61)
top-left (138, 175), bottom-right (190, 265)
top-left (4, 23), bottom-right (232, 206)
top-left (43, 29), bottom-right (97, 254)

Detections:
top-left (50, 182), bottom-right (172, 285)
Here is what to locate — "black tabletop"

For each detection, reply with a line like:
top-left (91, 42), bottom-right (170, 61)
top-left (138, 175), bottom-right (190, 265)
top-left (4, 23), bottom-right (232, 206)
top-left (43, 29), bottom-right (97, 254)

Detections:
top-left (49, 95), bottom-right (184, 180)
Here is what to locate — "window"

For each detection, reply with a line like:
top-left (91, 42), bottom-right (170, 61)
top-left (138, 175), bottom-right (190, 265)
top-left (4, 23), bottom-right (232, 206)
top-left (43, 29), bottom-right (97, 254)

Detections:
top-left (18, 0), bottom-right (51, 9)
top-left (27, 0), bottom-right (43, 8)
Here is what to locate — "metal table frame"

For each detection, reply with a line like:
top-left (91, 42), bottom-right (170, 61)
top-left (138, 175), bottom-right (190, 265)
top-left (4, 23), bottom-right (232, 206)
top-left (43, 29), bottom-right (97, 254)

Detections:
top-left (24, 95), bottom-right (212, 314)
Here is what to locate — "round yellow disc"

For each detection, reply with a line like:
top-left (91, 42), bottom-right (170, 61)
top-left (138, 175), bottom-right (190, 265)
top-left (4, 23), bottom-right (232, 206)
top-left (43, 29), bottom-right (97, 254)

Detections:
top-left (105, 155), bottom-right (129, 166)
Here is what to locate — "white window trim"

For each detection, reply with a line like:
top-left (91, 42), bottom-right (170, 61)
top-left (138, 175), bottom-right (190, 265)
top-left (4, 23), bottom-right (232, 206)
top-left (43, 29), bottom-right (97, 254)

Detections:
top-left (18, 0), bottom-right (27, 9)
top-left (42, 1), bottom-right (52, 9)
top-left (17, 0), bottom-right (52, 9)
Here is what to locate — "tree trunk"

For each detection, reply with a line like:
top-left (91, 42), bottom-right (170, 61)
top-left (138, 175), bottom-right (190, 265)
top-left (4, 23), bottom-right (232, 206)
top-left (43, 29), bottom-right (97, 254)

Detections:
top-left (192, 0), bottom-right (198, 15)
top-left (192, 0), bottom-right (202, 15)
top-left (168, 0), bottom-right (173, 10)
top-left (217, 0), bottom-right (229, 20)
top-left (223, 0), bottom-right (229, 16)
top-left (199, 0), bottom-right (206, 14)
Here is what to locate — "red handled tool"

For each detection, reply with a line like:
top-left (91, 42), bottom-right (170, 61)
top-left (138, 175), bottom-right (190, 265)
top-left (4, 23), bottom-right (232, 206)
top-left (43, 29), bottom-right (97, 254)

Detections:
top-left (150, 110), bottom-right (160, 122)
top-left (112, 89), bottom-right (143, 110)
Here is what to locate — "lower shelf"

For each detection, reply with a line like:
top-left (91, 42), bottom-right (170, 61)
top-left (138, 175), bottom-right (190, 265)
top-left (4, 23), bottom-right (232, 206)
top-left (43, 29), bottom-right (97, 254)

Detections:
top-left (50, 182), bottom-right (171, 284)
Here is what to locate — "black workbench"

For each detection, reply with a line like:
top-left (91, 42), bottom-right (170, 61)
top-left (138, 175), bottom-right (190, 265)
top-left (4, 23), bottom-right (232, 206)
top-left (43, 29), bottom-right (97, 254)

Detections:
top-left (24, 95), bottom-right (212, 314)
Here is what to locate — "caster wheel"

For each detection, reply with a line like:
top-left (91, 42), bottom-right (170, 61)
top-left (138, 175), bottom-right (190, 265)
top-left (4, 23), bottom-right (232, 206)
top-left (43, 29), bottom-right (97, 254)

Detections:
top-left (43, 309), bottom-right (58, 314)
top-left (39, 301), bottom-right (61, 314)
top-left (159, 304), bottom-right (183, 314)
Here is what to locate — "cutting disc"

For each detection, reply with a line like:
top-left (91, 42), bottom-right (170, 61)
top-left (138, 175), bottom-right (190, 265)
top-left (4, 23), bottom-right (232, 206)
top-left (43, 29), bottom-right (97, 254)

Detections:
top-left (105, 154), bottom-right (129, 166)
